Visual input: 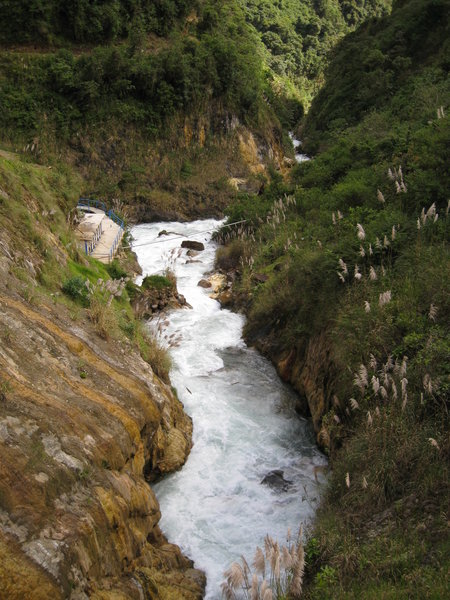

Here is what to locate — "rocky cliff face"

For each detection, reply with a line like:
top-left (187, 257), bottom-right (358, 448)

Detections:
top-left (244, 326), bottom-right (336, 452)
top-left (0, 154), bottom-right (205, 599)
top-left (0, 286), bottom-right (205, 598)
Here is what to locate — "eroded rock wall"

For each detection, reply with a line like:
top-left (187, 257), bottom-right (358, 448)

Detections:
top-left (247, 328), bottom-right (336, 451)
top-left (0, 284), bottom-right (204, 598)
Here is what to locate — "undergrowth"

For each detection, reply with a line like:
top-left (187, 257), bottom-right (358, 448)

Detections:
top-left (218, 2), bottom-right (450, 596)
top-left (0, 150), bottom-right (172, 384)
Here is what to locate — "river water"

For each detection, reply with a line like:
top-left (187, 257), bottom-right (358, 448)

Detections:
top-left (289, 132), bottom-right (310, 163)
top-left (131, 220), bottom-right (326, 598)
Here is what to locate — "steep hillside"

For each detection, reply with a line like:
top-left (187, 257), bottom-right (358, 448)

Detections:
top-left (0, 151), bottom-right (204, 598)
top-left (0, 1), bottom-right (396, 222)
top-left (0, 0), bottom-right (286, 220)
top-left (239, 0), bottom-right (392, 106)
top-left (217, 0), bottom-right (449, 595)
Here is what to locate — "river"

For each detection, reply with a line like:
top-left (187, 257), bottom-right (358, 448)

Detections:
top-left (131, 219), bottom-right (326, 598)
top-left (289, 132), bottom-right (310, 163)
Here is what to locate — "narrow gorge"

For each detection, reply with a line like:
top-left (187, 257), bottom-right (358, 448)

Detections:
top-left (131, 220), bottom-right (327, 597)
top-left (0, 0), bottom-right (448, 597)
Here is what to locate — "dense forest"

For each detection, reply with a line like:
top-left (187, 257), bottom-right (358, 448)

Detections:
top-left (0, 0), bottom-right (197, 43)
top-left (0, 1), bottom-right (265, 138)
top-left (239, 0), bottom-right (392, 102)
top-left (218, 0), bottom-right (449, 596)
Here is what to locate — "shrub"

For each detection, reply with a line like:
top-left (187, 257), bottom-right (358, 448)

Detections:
top-left (106, 259), bottom-right (127, 280)
top-left (141, 274), bottom-right (174, 291)
top-left (61, 276), bottom-right (89, 306)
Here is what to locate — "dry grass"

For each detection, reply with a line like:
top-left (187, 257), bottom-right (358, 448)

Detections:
top-left (137, 325), bottom-right (172, 383)
top-left (88, 295), bottom-right (119, 339)
top-left (222, 529), bottom-right (305, 599)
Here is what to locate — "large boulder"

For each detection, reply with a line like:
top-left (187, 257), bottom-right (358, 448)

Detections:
top-left (181, 240), bottom-right (204, 251)
top-left (261, 470), bottom-right (293, 492)
top-left (197, 279), bottom-right (212, 288)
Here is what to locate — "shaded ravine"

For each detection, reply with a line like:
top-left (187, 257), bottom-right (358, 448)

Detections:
top-left (131, 220), bottom-right (326, 598)
top-left (289, 132), bottom-right (311, 163)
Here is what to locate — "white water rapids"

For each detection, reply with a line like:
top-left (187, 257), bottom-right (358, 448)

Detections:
top-left (289, 132), bottom-right (310, 163)
top-left (131, 220), bottom-right (326, 598)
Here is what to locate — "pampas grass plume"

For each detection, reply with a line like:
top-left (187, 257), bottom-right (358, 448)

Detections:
top-left (339, 258), bottom-right (348, 275)
top-left (372, 376), bottom-right (380, 395)
top-left (428, 438), bottom-right (440, 450)
top-left (357, 223), bottom-right (366, 240)
top-left (251, 574), bottom-right (259, 600)
top-left (253, 547), bottom-right (265, 576)
top-left (429, 304), bottom-right (438, 321)
top-left (400, 356), bottom-right (408, 377)
top-left (350, 398), bottom-right (359, 410)
top-left (226, 562), bottom-right (244, 588)
top-left (260, 580), bottom-right (269, 597)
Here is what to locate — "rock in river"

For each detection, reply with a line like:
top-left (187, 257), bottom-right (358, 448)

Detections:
top-left (197, 279), bottom-right (212, 288)
top-left (181, 240), bottom-right (205, 251)
top-left (261, 469), bottom-right (293, 492)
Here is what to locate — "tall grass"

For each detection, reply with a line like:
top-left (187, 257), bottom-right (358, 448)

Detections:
top-left (222, 529), bottom-right (305, 600)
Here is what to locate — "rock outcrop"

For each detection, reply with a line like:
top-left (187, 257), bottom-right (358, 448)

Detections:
top-left (132, 285), bottom-right (188, 319)
top-left (0, 287), bottom-right (204, 598)
top-left (247, 329), bottom-right (336, 451)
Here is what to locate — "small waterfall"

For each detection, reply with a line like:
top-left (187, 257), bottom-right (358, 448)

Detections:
top-left (289, 132), bottom-right (310, 163)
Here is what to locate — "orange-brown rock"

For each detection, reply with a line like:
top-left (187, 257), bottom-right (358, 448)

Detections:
top-left (0, 288), bottom-right (204, 599)
top-left (249, 329), bottom-right (336, 451)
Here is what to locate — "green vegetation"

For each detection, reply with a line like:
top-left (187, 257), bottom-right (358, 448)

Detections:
top-left (219, 0), bottom-right (449, 595)
top-left (142, 274), bottom-right (175, 291)
top-left (0, 0), bottom-right (197, 44)
top-left (0, 150), bottom-right (171, 382)
top-left (239, 0), bottom-right (392, 106)
top-left (62, 275), bottom-right (90, 305)
top-left (1, 0), bottom-right (448, 595)
top-left (0, 0), bottom-right (276, 212)
top-left (0, 0), bottom-right (399, 215)
top-left (0, 1), bottom-right (265, 142)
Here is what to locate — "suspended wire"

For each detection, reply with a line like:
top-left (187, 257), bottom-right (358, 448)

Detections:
top-left (90, 219), bottom-right (248, 257)
top-left (123, 219), bottom-right (248, 249)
